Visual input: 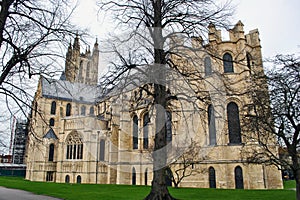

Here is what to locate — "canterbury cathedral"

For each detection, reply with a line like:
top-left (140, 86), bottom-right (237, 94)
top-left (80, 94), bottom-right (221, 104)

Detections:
top-left (25, 21), bottom-right (283, 189)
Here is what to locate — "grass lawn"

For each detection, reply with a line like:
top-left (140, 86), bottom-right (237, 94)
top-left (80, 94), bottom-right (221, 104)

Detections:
top-left (0, 176), bottom-right (295, 200)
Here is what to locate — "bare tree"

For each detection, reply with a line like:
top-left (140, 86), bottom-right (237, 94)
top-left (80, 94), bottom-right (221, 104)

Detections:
top-left (0, 0), bottom-right (84, 151)
top-left (98, 0), bottom-right (233, 199)
top-left (0, 0), bottom-right (83, 115)
top-left (242, 54), bottom-right (300, 199)
top-left (167, 140), bottom-right (205, 188)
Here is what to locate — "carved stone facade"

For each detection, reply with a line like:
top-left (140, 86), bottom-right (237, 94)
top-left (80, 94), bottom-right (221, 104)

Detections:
top-left (25, 22), bottom-right (283, 189)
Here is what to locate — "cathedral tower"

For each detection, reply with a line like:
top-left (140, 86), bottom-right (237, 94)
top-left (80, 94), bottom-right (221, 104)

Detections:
top-left (64, 36), bottom-right (99, 85)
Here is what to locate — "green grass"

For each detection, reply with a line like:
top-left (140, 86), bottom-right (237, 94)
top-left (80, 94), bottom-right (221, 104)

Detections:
top-left (0, 176), bottom-right (295, 200)
top-left (284, 180), bottom-right (296, 189)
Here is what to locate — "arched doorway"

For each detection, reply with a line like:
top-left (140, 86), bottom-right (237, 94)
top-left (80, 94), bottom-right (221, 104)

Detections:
top-left (76, 175), bottom-right (81, 184)
top-left (235, 166), bottom-right (244, 189)
top-left (208, 167), bottom-right (216, 188)
top-left (65, 175), bottom-right (70, 183)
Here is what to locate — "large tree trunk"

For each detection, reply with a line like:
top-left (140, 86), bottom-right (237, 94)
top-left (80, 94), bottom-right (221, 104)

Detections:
top-left (145, 0), bottom-right (175, 199)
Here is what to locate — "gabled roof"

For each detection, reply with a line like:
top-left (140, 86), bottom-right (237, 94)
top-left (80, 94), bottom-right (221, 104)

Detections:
top-left (43, 128), bottom-right (58, 140)
top-left (41, 76), bottom-right (98, 103)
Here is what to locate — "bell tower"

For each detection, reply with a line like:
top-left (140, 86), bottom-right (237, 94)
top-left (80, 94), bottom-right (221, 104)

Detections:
top-left (63, 36), bottom-right (99, 85)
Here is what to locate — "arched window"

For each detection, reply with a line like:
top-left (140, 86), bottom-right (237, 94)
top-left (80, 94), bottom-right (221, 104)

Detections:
top-left (208, 105), bottom-right (216, 145)
top-left (99, 139), bottom-right (105, 161)
top-left (50, 101), bottom-right (56, 115)
top-left (223, 53), bottom-right (234, 73)
top-left (143, 113), bottom-right (149, 149)
top-left (86, 62), bottom-right (90, 79)
top-left (90, 106), bottom-right (94, 116)
top-left (65, 175), bottom-right (70, 183)
top-left (77, 175), bottom-right (81, 184)
top-left (48, 144), bottom-right (54, 162)
top-left (246, 53), bottom-right (252, 71)
top-left (204, 57), bottom-right (212, 76)
top-left (209, 167), bottom-right (216, 188)
top-left (227, 102), bottom-right (241, 144)
top-left (166, 111), bottom-right (172, 143)
top-left (66, 103), bottom-right (71, 116)
top-left (235, 166), bottom-right (244, 189)
top-left (145, 168), bottom-right (148, 185)
top-left (66, 131), bottom-right (83, 159)
top-left (133, 115), bottom-right (138, 149)
top-left (49, 118), bottom-right (55, 127)
top-left (79, 61), bottom-right (83, 79)
top-left (132, 167), bottom-right (136, 185)
top-left (81, 106), bottom-right (86, 116)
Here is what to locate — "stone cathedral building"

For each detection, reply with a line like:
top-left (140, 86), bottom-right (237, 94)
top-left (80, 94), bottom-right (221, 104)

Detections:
top-left (25, 22), bottom-right (283, 189)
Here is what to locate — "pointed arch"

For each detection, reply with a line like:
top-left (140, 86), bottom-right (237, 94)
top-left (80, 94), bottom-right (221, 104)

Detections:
top-left (66, 131), bottom-right (83, 159)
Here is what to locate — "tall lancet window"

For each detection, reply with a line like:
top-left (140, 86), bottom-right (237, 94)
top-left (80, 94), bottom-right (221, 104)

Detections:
top-left (133, 115), bottom-right (138, 149)
top-left (208, 105), bottom-right (216, 145)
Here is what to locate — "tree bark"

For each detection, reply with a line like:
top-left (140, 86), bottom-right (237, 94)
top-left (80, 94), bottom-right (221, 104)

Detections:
top-left (144, 1), bottom-right (175, 199)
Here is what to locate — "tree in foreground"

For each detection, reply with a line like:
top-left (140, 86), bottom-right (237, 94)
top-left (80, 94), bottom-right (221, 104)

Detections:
top-left (0, 0), bottom-right (82, 152)
top-left (243, 54), bottom-right (300, 199)
top-left (98, 0), bottom-right (233, 199)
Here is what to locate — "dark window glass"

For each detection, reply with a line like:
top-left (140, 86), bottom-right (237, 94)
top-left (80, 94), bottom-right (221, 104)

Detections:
top-left (223, 53), bottom-right (234, 73)
top-left (86, 62), bottom-right (90, 79)
top-left (49, 118), bottom-right (55, 126)
top-left (77, 175), bottom-right (81, 184)
top-left (143, 113), bottom-right (149, 149)
top-left (81, 106), bottom-right (86, 116)
top-left (66, 132), bottom-right (83, 160)
top-left (65, 175), bottom-right (70, 183)
top-left (204, 57), bottom-right (212, 75)
top-left (133, 115), bottom-right (138, 149)
top-left (145, 168), bottom-right (148, 185)
top-left (66, 103), bottom-right (71, 116)
top-left (100, 139), bottom-right (105, 161)
top-left (50, 101), bottom-right (56, 115)
top-left (246, 53), bottom-right (252, 71)
top-left (132, 167), bottom-right (136, 185)
top-left (48, 144), bottom-right (54, 162)
top-left (46, 171), bottom-right (54, 182)
top-left (90, 106), bottom-right (94, 116)
top-left (227, 102), bottom-right (242, 144)
top-left (208, 105), bottom-right (216, 145)
top-left (209, 167), bottom-right (216, 188)
top-left (235, 166), bottom-right (244, 189)
top-left (166, 111), bottom-right (172, 143)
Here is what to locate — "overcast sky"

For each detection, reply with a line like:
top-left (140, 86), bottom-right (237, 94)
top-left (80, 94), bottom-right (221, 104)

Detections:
top-left (73, 0), bottom-right (300, 59)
